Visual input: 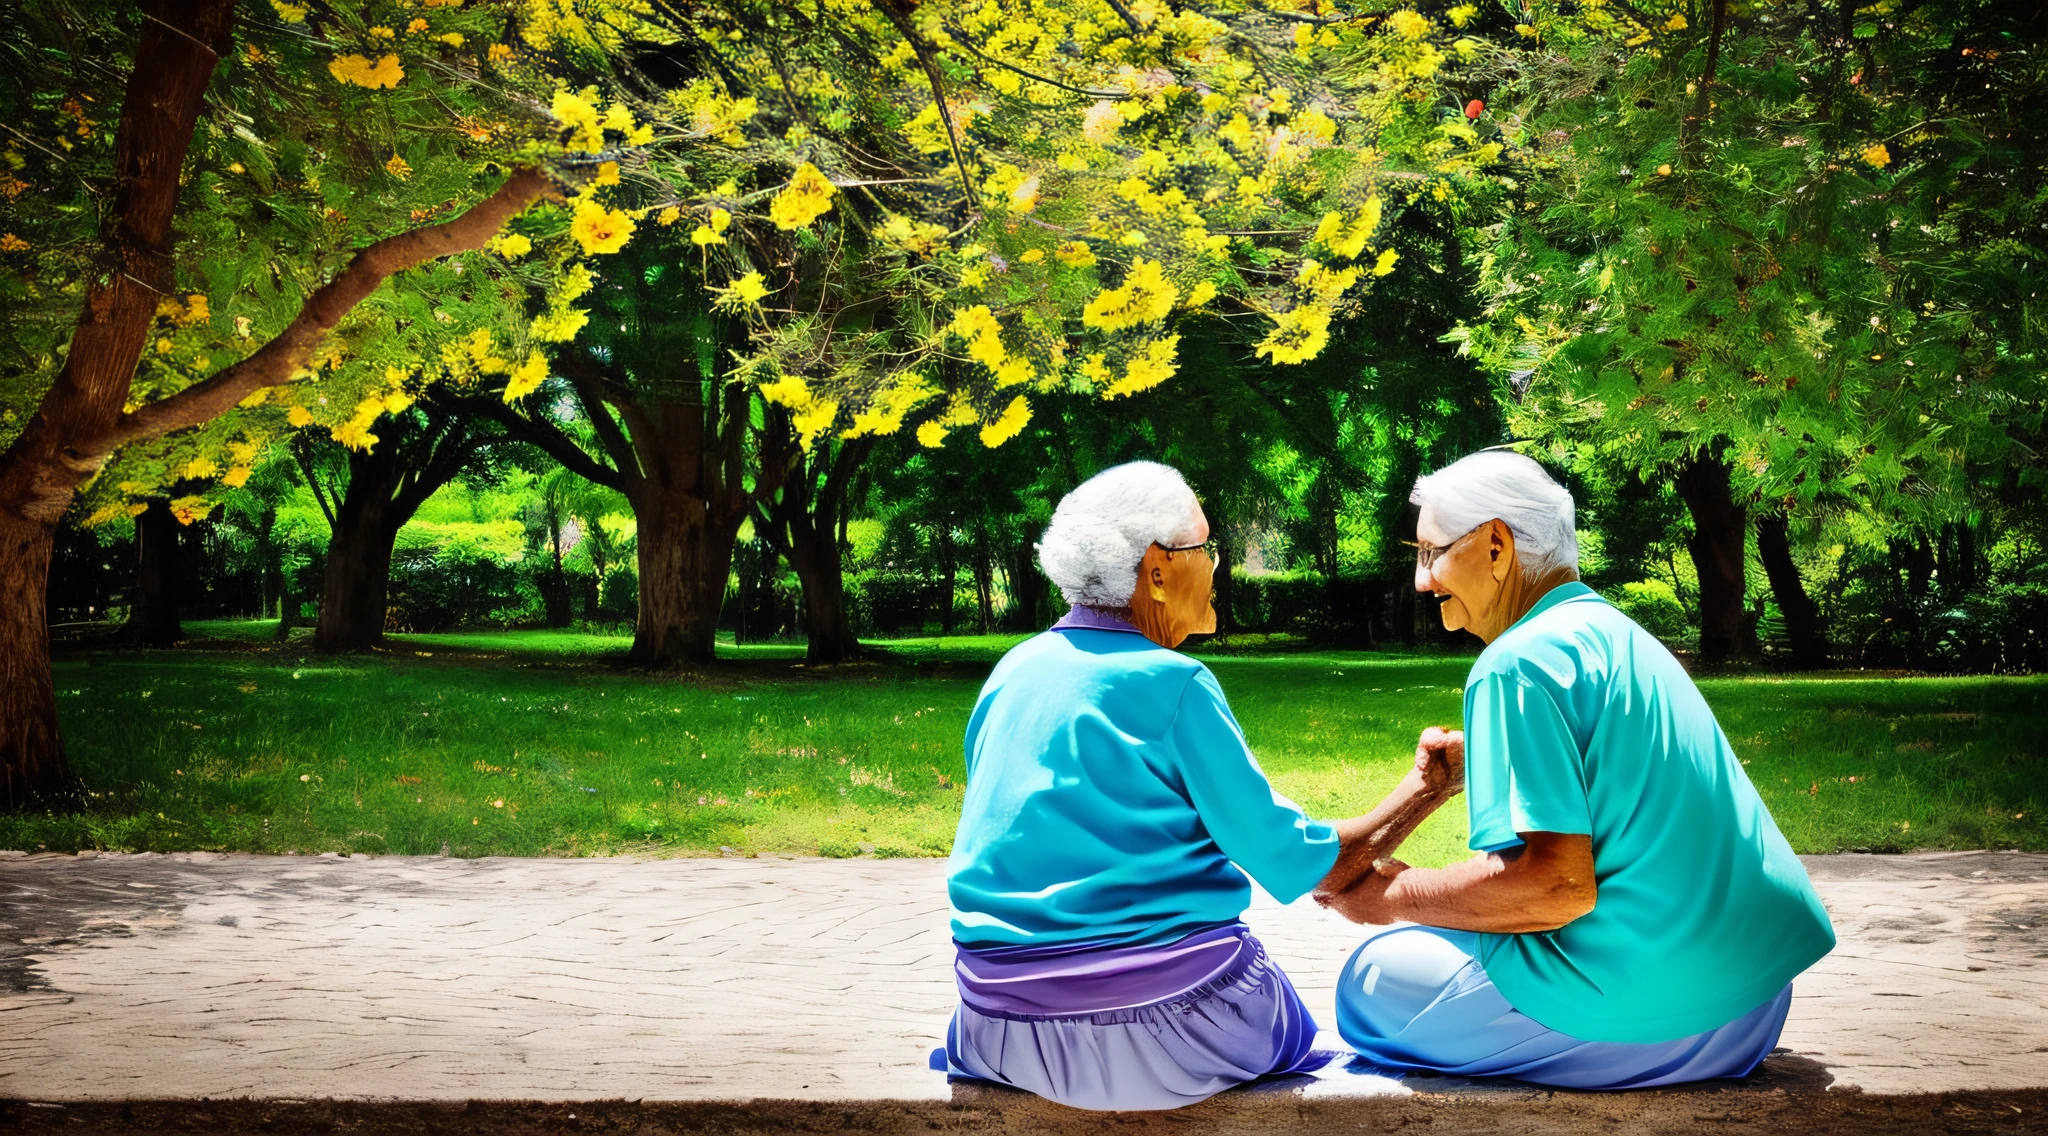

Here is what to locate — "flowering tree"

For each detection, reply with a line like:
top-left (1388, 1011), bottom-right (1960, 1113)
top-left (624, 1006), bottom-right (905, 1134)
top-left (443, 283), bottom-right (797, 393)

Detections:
top-left (0, 0), bottom-right (660, 807)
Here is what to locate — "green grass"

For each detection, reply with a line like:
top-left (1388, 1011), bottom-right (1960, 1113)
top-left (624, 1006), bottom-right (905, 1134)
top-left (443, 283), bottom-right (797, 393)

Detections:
top-left (8, 625), bottom-right (2043, 864)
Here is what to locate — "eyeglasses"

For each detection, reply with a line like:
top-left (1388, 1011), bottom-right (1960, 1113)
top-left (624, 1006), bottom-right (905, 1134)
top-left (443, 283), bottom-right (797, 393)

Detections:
top-left (1155, 538), bottom-right (1216, 557)
top-left (1401, 523), bottom-right (1486, 570)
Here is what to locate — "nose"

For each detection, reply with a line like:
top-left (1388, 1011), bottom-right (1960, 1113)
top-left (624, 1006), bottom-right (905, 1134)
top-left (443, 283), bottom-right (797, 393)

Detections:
top-left (1414, 560), bottom-right (1433, 594)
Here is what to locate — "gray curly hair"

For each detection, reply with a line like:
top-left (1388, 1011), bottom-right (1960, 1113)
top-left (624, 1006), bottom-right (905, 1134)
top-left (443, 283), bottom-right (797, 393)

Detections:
top-left (1037, 461), bottom-right (1204, 607)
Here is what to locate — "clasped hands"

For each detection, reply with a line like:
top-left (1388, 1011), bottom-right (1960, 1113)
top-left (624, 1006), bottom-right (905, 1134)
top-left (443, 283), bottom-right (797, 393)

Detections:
top-left (1312, 726), bottom-right (1464, 924)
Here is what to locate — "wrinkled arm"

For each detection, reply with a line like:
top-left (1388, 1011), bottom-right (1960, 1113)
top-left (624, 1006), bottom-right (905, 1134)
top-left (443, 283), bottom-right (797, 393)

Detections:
top-left (1321, 831), bottom-right (1597, 933)
top-left (1311, 727), bottom-right (1463, 901)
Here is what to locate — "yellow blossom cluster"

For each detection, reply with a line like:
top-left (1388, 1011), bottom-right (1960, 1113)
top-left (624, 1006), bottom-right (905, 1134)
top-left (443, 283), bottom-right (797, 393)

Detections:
top-left (1083, 259), bottom-right (1177, 332)
top-left (1256, 304), bottom-right (1334, 365)
top-left (551, 86), bottom-right (654, 154)
top-left (978, 396), bottom-right (1032, 448)
top-left (570, 198), bottom-right (636, 255)
top-left (1315, 197), bottom-right (1384, 260)
top-left (329, 54), bottom-right (404, 89)
top-left (759, 373), bottom-right (840, 449)
top-left (1098, 336), bottom-right (1182, 399)
top-left (768, 162), bottom-right (837, 230)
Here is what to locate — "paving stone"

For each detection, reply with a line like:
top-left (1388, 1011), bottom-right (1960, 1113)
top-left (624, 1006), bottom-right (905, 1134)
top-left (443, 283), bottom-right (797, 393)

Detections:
top-left (0, 850), bottom-right (2042, 1104)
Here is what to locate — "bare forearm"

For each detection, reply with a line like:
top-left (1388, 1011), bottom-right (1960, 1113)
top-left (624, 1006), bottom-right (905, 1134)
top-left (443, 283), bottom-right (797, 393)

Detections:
top-left (1313, 770), bottom-right (1449, 898)
top-left (1325, 832), bottom-right (1599, 932)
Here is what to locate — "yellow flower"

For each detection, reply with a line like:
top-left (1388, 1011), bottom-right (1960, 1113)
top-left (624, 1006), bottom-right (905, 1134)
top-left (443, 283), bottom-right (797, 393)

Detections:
top-left (716, 271), bottom-right (770, 310)
top-left (183, 457), bottom-right (220, 481)
top-left (530, 307), bottom-right (589, 343)
top-left (1055, 241), bottom-right (1097, 268)
top-left (657, 206), bottom-right (681, 226)
top-left (1255, 304), bottom-right (1333, 365)
top-left (768, 162), bottom-right (836, 230)
top-left (551, 86), bottom-right (605, 152)
top-left (487, 232), bottom-right (531, 258)
top-left (488, 44), bottom-right (514, 62)
top-left (407, 18), bottom-right (429, 33)
top-left (155, 337), bottom-right (174, 355)
top-left (1386, 10), bottom-right (1431, 39)
top-left (594, 161), bottom-right (620, 186)
top-left (0, 233), bottom-right (31, 252)
top-left (569, 199), bottom-right (636, 255)
top-left (287, 406), bottom-right (315, 428)
top-left (916, 420), bottom-right (950, 448)
top-left (1102, 336), bottom-right (1181, 399)
top-left (438, 33), bottom-right (465, 47)
top-left (1185, 281), bottom-right (1217, 308)
top-left (1019, 248), bottom-right (1045, 264)
top-left (238, 387), bottom-right (269, 408)
top-left (1314, 197), bottom-right (1382, 260)
top-left (978, 396), bottom-right (1032, 448)
top-left (329, 54), bottom-right (404, 90)
top-left (270, 0), bottom-right (307, 22)
top-left (710, 207), bottom-right (732, 232)
top-left (1447, 4), bottom-right (1478, 27)
top-left (1861, 142), bottom-right (1891, 168)
top-left (691, 224), bottom-right (725, 247)
top-left (1372, 247), bottom-right (1399, 276)
top-left (384, 153), bottom-right (412, 180)
top-left (1663, 13), bottom-right (1688, 31)
top-left (371, 25), bottom-right (395, 39)
top-left (222, 467), bottom-right (253, 489)
top-left (950, 306), bottom-right (1008, 368)
top-left (504, 351), bottom-right (549, 401)
top-left (1083, 259), bottom-right (1177, 332)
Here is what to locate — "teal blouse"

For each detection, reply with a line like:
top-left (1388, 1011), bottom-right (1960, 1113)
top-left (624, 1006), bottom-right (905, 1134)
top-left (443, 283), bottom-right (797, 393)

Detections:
top-left (1463, 582), bottom-right (1836, 1043)
top-left (948, 623), bottom-right (1340, 948)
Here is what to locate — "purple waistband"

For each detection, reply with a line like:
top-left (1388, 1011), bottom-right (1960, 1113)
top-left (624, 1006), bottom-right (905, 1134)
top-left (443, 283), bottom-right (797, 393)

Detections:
top-left (954, 923), bottom-right (1254, 1018)
top-left (1050, 606), bottom-right (1144, 635)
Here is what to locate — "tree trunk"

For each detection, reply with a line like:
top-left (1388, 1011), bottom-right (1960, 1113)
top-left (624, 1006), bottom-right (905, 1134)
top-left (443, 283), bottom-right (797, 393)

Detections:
top-left (936, 523), bottom-right (959, 633)
top-left (972, 525), bottom-right (995, 633)
top-left (785, 520), bottom-right (860, 663)
top-left (1674, 452), bottom-right (1756, 666)
top-left (0, 510), bottom-right (75, 809)
top-left (314, 491), bottom-right (397, 652)
top-left (1007, 538), bottom-right (1040, 631)
top-left (542, 515), bottom-right (572, 629)
top-left (629, 489), bottom-right (740, 666)
top-left (0, 0), bottom-right (233, 809)
top-left (130, 498), bottom-right (183, 647)
top-left (1756, 512), bottom-right (1829, 669)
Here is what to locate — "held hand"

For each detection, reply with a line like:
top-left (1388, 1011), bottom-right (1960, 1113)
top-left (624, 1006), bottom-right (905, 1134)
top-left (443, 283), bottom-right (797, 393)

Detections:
top-left (1317, 858), bottom-right (1410, 925)
top-left (1413, 726), bottom-right (1465, 798)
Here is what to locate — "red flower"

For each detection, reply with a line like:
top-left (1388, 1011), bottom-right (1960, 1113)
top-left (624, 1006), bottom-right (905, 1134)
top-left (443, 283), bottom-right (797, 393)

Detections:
top-left (1465, 99), bottom-right (1485, 119)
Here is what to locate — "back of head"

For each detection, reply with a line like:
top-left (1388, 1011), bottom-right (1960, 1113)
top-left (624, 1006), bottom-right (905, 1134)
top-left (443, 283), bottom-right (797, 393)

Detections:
top-left (1410, 450), bottom-right (1579, 577)
top-left (1038, 461), bottom-right (1202, 607)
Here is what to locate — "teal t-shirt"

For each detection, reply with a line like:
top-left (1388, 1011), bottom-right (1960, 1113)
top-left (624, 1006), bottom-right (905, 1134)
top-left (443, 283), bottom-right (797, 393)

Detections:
top-left (1462, 582), bottom-right (1836, 1044)
top-left (948, 626), bottom-right (1340, 948)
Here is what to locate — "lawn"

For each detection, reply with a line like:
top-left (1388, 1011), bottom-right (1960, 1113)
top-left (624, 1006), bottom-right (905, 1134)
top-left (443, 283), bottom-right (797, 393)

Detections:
top-left (7, 623), bottom-right (2042, 865)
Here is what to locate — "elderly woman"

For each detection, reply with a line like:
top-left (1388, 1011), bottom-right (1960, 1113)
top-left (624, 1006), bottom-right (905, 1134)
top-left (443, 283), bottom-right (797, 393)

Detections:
top-left (1318, 450), bottom-right (1836, 1089)
top-left (933, 461), bottom-right (1458, 1111)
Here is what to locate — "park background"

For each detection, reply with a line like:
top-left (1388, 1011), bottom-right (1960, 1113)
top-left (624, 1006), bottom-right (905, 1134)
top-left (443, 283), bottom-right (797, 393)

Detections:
top-left (2, 0), bottom-right (2042, 864)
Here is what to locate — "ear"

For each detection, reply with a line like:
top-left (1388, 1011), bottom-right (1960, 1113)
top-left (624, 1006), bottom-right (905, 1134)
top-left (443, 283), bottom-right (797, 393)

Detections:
top-left (1490, 520), bottom-right (1515, 583)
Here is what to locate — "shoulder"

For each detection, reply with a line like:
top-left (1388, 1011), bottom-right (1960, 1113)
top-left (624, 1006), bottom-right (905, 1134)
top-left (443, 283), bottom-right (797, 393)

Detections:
top-left (1471, 588), bottom-right (1630, 692)
top-left (992, 630), bottom-right (1204, 689)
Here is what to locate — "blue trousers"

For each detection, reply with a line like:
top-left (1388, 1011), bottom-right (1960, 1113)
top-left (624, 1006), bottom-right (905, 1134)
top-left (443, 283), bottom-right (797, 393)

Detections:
top-left (1335, 925), bottom-right (1792, 1090)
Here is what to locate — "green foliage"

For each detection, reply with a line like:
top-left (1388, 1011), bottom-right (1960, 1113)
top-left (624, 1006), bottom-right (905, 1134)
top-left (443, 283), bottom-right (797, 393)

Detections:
top-left (1457, 0), bottom-right (2046, 530)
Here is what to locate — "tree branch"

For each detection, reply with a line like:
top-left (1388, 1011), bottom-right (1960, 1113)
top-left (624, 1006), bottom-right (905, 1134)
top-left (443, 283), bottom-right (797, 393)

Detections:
top-left (98, 165), bottom-right (557, 453)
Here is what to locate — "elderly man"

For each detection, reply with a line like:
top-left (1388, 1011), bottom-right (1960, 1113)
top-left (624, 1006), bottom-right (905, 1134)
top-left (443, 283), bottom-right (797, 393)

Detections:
top-left (1317, 450), bottom-right (1836, 1089)
top-left (934, 461), bottom-right (1462, 1111)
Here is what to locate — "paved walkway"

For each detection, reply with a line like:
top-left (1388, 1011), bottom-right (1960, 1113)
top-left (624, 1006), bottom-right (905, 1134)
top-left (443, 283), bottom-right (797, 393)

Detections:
top-left (0, 850), bottom-right (2043, 1106)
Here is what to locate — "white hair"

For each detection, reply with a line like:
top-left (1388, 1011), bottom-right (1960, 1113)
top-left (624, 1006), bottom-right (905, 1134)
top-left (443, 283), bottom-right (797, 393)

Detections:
top-left (1410, 450), bottom-right (1579, 576)
top-left (1038, 461), bottom-right (1203, 607)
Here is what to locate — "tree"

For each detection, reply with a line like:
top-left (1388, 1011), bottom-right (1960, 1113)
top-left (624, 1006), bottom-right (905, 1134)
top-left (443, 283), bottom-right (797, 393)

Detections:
top-left (1456, 0), bottom-right (2048, 666)
top-left (291, 398), bottom-right (509, 651)
top-left (0, 0), bottom-right (632, 807)
top-left (480, 236), bottom-right (755, 667)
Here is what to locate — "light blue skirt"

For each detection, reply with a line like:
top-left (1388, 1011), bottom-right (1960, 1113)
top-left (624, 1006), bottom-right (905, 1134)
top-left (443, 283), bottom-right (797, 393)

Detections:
top-left (1336, 924), bottom-right (1793, 1090)
top-left (934, 931), bottom-right (1326, 1111)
